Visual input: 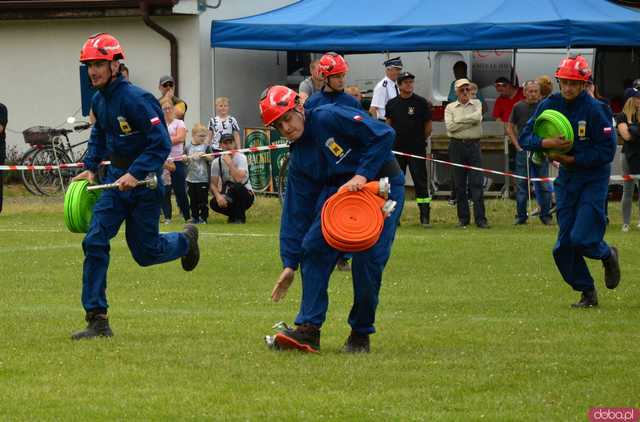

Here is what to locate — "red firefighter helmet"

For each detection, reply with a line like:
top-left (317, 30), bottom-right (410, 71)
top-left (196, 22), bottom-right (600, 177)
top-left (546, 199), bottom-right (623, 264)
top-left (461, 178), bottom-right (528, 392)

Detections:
top-left (259, 85), bottom-right (299, 126)
top-left (318, 52), bottom-right (349, 77)
top-left (554, 55), bottom-right (591, 81)
top-left (80, 33), bottom-right (125, 63)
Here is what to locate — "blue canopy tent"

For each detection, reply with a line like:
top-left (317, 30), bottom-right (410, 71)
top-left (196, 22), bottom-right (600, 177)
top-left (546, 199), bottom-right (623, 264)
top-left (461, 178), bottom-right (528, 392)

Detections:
top-left (211, 0), bottom-right (640, 52)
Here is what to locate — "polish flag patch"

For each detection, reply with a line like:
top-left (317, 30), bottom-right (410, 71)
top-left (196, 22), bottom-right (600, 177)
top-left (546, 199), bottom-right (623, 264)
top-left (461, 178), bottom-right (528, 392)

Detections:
top-left (353, 115), bottom-right (363, 121)
top-left (603, 127), bottom-right (612, 136)
top-left (150, 116), bottom-right (161, 126)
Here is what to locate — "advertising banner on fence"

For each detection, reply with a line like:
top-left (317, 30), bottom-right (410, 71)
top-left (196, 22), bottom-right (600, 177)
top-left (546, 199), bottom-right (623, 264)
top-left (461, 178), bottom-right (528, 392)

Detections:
top-left (270, 129), bottom-right (289, 193)
top-left (243, 128), bottom-right (272, 192)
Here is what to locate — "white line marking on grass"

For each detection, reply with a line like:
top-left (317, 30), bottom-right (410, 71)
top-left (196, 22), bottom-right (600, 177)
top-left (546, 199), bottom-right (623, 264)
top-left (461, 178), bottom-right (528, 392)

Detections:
top-left (186, 232), bottom-right (275, 238)
top-left (0, 227), bottom-right (276, 238)
top-left (0, 227), bottom-right (430, 241)
top-left (0, 228), bottom-right (65, 233)
top-left (0, 244), bottom-right (78, 254)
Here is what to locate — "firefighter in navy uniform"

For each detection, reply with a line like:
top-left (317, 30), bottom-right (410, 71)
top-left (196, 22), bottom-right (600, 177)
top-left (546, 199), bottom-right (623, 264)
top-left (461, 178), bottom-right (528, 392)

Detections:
top-left (386, 71), bottom-right (433, 227)
top-left (71, 33), bottom-right (200, 339)
top-left (519, 55), bottom-right (620, 308)
top-left (262, 86), bottom-right (404, 353)
top-left (304, 52), bottom-right (362, 111)
top-left (304, 52), bottom-right (361, 271)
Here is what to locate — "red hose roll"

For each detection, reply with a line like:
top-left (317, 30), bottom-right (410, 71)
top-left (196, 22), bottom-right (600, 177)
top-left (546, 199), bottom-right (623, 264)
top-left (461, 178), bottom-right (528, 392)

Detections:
top-left (321, 181), bottom-right (388, 252)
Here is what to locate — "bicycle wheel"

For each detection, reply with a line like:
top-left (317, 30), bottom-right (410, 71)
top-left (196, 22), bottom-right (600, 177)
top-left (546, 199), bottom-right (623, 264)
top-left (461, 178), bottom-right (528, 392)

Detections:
top-left (278, 155), bottom-right (289, 204)
top-left (30, 147), bottom-right (73, 196)
top-left (19, 147), bottom-right (42, 195)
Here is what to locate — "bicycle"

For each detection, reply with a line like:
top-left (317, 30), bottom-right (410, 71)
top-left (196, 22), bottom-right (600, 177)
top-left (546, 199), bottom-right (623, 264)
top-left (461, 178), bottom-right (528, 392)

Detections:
top-left (20, 122), bottom-right (92, 195)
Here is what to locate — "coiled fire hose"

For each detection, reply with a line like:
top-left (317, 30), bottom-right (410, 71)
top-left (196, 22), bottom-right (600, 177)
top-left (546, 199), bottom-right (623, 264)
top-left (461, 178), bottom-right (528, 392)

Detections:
top-left (321, 177), bottom-right (397, 252)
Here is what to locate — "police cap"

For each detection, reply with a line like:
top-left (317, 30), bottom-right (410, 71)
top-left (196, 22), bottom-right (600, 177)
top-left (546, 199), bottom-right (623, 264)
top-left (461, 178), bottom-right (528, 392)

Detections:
top-left (383, 57), bottom-right (403, 69)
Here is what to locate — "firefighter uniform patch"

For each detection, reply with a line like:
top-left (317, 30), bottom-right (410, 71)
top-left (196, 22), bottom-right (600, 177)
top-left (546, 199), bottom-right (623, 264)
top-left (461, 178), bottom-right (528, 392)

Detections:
top-left (325, 137), bottom-right (345, 158)
top-left (118, 116), bottom-right (132, 134)
top-left (578, 120), bottom-right (586, 138)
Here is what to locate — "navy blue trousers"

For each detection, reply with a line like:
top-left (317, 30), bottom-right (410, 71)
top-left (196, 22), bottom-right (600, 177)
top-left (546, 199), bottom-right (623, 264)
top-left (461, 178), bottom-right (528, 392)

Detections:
top-left (553, 173), bottom-right (611, 293)
top-left (81, 184), bottom-right (189, 311)
top-left (294, 174), bottom-right (404, 335)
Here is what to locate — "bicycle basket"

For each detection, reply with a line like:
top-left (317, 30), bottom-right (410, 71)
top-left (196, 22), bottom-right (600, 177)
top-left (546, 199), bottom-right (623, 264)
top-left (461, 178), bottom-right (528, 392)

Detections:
top-left (22, 126), bottom-right (52, 145)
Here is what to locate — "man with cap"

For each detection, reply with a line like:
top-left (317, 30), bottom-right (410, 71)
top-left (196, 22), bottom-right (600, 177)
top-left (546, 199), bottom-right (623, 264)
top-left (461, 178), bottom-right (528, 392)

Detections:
top-left (370, 57), bottom-right (402, 121)
top-left (260, 85), bottom-right (404, 354)
top-left (71, 33), bottom-right (200, 340)
top-left (519, 55), bottom-right (620, 308)
top-left (304, 52), bottom-right (362, 111)
top-left (386, 71), bottom-right (434, 227)
top-left (158, 75), bottom-right (188, 120)
top-left (445, 78), bottom-right (489, 228)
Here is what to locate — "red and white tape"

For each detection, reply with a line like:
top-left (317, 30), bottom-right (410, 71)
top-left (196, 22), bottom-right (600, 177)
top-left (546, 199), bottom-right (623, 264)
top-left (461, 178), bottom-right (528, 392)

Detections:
top-left (0, 143), bottom-right (288, 171)
top-left (1, 142), bottom-right (638, 182)
top-left (392, 150), bottom-right (640, 182)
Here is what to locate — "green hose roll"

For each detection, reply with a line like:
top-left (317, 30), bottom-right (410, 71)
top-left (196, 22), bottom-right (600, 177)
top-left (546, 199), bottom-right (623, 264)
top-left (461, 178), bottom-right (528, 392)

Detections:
top-left (64, 180), bottom-right (101, 233)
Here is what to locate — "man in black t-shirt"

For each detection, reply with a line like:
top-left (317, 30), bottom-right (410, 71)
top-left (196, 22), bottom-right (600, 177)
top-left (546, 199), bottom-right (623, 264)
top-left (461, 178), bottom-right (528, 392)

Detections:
top-left (386, 72), bottom-right (433, 226)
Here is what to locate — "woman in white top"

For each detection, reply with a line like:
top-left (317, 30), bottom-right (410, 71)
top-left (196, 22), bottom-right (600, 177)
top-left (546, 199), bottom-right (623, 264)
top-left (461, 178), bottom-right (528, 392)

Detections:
top-left (161, 97), bottom-right (190, 222)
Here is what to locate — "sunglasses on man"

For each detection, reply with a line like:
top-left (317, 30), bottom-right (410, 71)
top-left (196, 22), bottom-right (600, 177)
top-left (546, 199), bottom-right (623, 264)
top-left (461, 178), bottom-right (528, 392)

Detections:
top-left (162, 82), bottom-right (174, 88)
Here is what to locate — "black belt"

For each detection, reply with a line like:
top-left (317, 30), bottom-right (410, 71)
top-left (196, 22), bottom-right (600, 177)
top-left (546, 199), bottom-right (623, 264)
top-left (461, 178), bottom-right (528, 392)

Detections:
top-left (110, 154), bottom-right (135, 170)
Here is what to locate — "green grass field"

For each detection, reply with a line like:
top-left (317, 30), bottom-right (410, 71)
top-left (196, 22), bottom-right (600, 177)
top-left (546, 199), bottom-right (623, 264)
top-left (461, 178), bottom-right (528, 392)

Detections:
top-left (1, 185), bottom-right (638, 421)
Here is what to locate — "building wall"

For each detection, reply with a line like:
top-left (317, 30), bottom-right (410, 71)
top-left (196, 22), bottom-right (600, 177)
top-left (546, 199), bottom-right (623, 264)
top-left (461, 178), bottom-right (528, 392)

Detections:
top-left (0, 15), bottom-right (200, 151)
top-left (0, 0), bottom-right (295, 153)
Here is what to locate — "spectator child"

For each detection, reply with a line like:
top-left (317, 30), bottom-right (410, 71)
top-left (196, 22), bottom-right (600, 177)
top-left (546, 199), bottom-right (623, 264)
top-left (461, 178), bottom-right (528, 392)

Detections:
top-left (185, 124), bottom-right (213, 224)
top-left (207, 97), bottom-right (241, 150)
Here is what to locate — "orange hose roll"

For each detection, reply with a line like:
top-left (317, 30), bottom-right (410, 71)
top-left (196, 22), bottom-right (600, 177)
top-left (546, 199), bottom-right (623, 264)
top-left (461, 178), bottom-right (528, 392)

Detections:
top-left (321, 180), bottom-right (393, 252)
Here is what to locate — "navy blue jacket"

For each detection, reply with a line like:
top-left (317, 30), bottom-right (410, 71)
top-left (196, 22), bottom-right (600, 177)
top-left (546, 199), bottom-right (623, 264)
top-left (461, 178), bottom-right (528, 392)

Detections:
top-left (519, 91), bottom-right (616, 180)
top-left (304, 88), bottom-right (362, 111)
top-left (83, 76), bottom-right (171, 181)
top-left (280, 104), bottom-right (398, 269)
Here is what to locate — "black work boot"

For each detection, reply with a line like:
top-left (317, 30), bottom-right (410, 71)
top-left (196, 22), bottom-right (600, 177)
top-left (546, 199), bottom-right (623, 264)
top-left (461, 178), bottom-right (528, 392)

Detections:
top-left (273, 323), bottom-right (320, 353)
top-left (71, 311), bottom-right (113, 340)
top-left (342, 331), bottom-right (370, 353)
top-left (603, 246), bottom-right (620, 289)
top-left (571, 289), bottom-right (598, 308)
top-left (181, 224), bottom-right (200, 271)
top-left (418, 203), bottom-right (432, 228)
